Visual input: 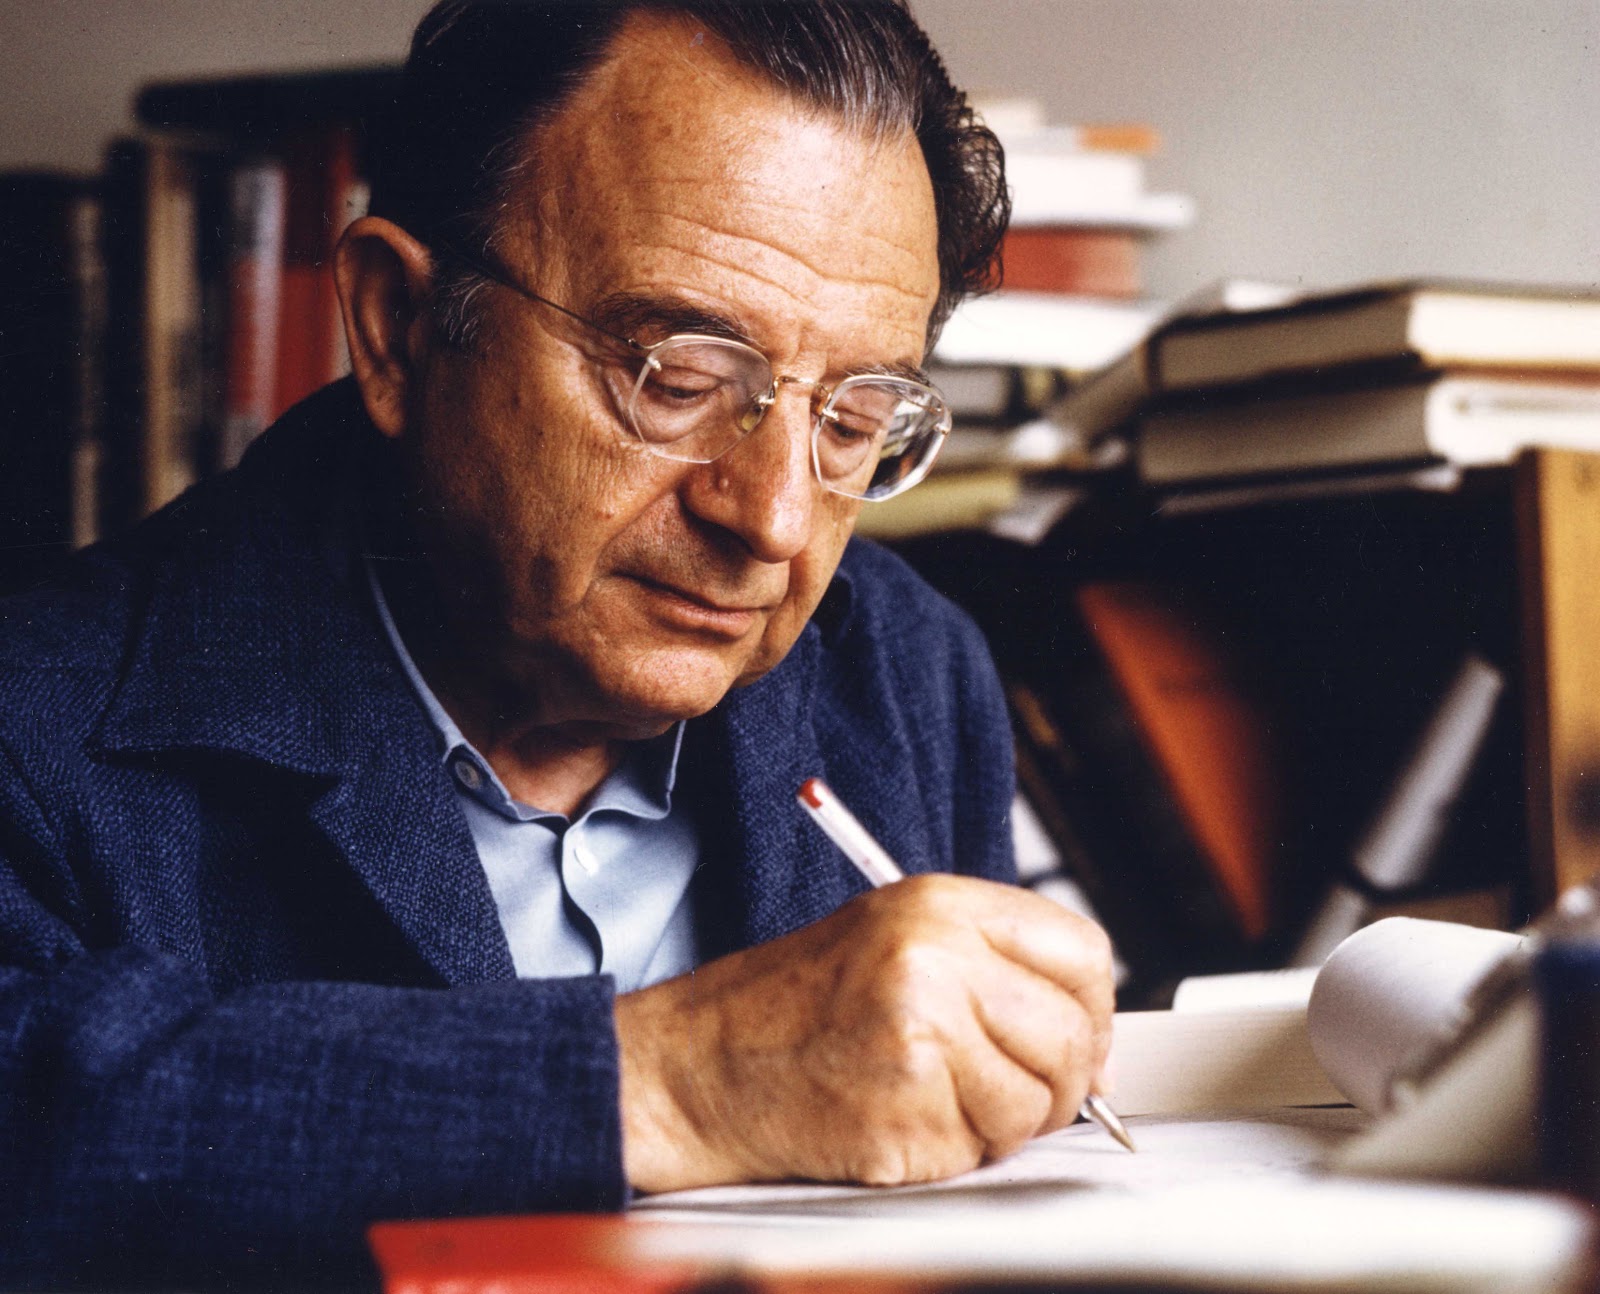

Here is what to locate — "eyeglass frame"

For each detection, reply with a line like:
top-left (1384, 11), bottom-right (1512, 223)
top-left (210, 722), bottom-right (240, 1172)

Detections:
top-left (431, 241), bottom-right (951, 502)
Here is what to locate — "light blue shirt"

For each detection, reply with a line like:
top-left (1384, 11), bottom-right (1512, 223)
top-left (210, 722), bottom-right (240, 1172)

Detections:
top-left (366, 562), bottom-right (700, 992)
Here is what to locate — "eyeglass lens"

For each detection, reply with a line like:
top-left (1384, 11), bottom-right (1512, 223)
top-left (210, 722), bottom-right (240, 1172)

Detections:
top-left (623, 337), bottom-right (946, 501)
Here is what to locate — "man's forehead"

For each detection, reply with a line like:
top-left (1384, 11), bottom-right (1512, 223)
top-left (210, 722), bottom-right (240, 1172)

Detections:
top-left (543, 12), bottom-right (890, 180)
top-left (509, 12), bottom-right (940, 360)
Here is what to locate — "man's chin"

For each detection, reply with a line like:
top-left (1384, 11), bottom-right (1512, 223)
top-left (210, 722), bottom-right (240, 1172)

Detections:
top-left (591, 645), bottom-right (753, 734)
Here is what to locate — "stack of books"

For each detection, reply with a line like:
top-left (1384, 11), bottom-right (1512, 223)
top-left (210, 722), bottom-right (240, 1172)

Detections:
top-left (864, 102), bottom-right (1194, 541)
top-left (1051, 280), bottom-right (1600, 497)
top-left (929, 100), bottom-right (1190, 399)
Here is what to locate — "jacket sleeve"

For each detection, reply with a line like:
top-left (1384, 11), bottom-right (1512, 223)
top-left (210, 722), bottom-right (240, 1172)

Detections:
top-left (0, 755), bottom-right (626, 1288)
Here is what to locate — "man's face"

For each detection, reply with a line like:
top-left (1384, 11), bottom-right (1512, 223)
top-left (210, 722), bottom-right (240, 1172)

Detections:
top-left (399, 15), bottom-right (940, 741)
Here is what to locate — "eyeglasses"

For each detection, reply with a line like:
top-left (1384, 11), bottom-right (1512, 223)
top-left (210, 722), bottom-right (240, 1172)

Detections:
top-left (439, 245), bottom-right (951, 502)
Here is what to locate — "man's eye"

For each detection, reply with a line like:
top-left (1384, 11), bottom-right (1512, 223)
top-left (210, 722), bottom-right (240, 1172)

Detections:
top-left (822, 414), bottom-right (884, 449)
top-left (646, 370), bottom-right (723, 402)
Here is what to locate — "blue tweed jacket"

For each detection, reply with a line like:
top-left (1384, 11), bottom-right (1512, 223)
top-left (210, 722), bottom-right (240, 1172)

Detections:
top-left (0, 382), bottom-right (1015, 1287)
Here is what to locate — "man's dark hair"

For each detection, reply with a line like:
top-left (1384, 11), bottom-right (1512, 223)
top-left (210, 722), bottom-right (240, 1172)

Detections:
top-left (367, 0), bottom-right (1009, 349)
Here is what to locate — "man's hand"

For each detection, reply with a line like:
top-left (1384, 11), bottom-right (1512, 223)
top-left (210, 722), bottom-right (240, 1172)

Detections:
top-left (615, 875), bottom-right (1114, 1194)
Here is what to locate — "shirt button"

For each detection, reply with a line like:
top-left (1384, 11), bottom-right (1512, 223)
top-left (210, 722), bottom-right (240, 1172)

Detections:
top-left (452, 758), bottom-right (483, 791)
top-left (572, 838), bottom-right (600, 876)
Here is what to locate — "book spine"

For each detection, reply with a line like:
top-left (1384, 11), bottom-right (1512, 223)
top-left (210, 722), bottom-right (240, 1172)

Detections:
top-left (220, 157), bottom-right (286, 469)
top-left (0, 173), bottom-right (106, 587)
top-left (1009, 644), bottom-right (1252, 991)
top-left (67, 188), bottom-right (108, 550)
top-left (99, 140), bottom-right (150, 535)
top-left (140, 139), bottom-right (203, 515)
top-left (272, 124), bottom-right (360, 418)
top-left (1000, 227), bottom-right (1142, 298)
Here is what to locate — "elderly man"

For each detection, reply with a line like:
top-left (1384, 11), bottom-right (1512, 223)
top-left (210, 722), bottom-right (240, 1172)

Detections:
top-left (0, 0), bottom-right (1112, 1284)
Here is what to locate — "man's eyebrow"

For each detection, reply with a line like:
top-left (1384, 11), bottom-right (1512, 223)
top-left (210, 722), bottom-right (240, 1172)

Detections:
top-left (591, 292), bottom-right (933, 385)
top-left (849, 359), bottom-right (935, 386)
top-left (590, 292), bottom-right (755, 345)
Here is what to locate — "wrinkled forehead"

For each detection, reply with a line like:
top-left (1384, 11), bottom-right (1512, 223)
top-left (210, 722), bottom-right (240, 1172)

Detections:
top-left (498, 13), bottom-right (940, 347)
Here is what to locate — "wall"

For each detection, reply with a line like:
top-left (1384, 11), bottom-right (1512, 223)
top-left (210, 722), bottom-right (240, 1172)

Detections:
top-left (2, 0), bottom-right (1595, 300)
top-left (915, 0), bottom-right (1600, 297)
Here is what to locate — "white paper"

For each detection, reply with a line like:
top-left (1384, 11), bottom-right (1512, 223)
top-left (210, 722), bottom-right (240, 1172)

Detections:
top-left (636, 1110), bottom-right (1362, 1221)
top-left (1307, 917), bottom-right (1523, 1113)
top-left (633, 1113), bottom-right (1591, 1292)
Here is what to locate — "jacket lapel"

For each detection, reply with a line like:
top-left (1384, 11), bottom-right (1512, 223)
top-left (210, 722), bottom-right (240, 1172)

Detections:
top-left (93, 388), bottom-right (515, 986)
top-left (689, 619), bottom-right (861, 954)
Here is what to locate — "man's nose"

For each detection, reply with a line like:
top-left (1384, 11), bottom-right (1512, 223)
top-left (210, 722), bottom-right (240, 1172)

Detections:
top-left (681, 395), bottom-right (821, 564)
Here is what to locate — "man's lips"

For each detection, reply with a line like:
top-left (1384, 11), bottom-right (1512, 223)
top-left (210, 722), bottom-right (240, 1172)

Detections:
top-left (627, 574), bottom-right (776, 634)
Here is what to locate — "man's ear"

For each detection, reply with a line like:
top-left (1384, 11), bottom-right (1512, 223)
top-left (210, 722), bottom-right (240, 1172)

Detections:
top-left (333, 216), bottom-right (437, 439)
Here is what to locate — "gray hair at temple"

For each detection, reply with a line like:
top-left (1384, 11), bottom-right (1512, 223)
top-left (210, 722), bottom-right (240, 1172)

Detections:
top-left (366, 0), bottom-right (1010, 352)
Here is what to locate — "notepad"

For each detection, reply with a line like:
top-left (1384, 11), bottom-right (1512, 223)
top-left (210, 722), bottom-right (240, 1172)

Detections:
top-left (1108, 919), bottom-right (1524, 1126)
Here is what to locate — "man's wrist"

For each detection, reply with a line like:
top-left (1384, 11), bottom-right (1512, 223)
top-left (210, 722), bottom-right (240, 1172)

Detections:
top-left (616, 978), bottom-right (733, 1195)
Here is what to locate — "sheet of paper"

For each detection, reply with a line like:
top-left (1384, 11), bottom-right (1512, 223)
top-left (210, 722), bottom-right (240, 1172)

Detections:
top-left (632, 1112), bottom-right (1592, 1292)
top-left (634, 1109), bottom-right (1363, 1220)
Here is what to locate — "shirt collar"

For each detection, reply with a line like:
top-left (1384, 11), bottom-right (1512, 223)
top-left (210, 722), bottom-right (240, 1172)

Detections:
top-left (364, 558), bottom-right (684, 823)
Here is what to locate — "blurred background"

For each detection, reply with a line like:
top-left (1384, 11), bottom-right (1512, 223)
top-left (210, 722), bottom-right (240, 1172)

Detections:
top-left (2, 0), bottom-right (1595, 298)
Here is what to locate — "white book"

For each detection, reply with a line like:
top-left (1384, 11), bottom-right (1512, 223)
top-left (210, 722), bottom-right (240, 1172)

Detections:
top-left (1139, 373), bottom-right (1600, 485)
top-left (1156, 280), bottom-right (1600, 392)
top-left (935, 291), bottom-right (1166, 372)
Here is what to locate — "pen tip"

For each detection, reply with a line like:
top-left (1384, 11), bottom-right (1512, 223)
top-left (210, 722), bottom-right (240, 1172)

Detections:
top-left (1084, 1094), bottom-right (1137, 1153)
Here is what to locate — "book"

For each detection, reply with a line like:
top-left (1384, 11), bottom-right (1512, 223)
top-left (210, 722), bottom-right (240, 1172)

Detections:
top-left (1155, 280), bottom-right (1600, 394)
top-left (370, 1179), bottom-right (1594, 1294)
top-left (272, 124), bottom-right (363, 417)
top-left (1077, 581), bottom-right (1282, 943)
top-left (851, 468), bottom-right (1023, 541)
top-left (997, 134), bottom-right (1191, 230)
top-left (0, 172), bottom-right (106, 589)
top-left (1517, 449), bottom-right (1600, 902)
top-left (1005, 585), bottom-right (1264, 993)
top-left (1040, 279), bottom-right (1302, 450)
top-left (978, 109), bottom-right (1193, 232)
top-left (1000, 226), bottom-right (1142, 297)
top-left (218, 157), bottom-right (286, 469)
top-left (1290, 654), bottom-right (1505, 966)
top-left (934, 291), bottom-right (1165, 373)
top-left (973, 100), bottom-right (1164, 156)
top-left (100, 136), bottom-right (205, 530)
top-left (1138, 372), bottom-right (1600, 486)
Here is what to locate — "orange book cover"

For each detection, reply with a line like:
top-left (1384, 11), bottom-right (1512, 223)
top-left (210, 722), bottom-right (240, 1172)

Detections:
top-left (1000, 227), bottom-right (1142, 298)
top-left (369, 1214), bottom-right (947, 1294)
top-left (1075, 581), bottom-right (1281, 941)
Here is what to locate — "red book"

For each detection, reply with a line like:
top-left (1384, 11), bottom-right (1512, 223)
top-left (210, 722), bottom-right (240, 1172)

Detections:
top-left (272, 123), bottom-right (361, 417)
top-left (1000, 227), bottom-right (1142, 298)
top-left (370, 1214), bottom-right (953, 1294)
top-left (1076, 581), bottom-right (1281, 941)
top-left (219, 157), bottom-right (286, 468)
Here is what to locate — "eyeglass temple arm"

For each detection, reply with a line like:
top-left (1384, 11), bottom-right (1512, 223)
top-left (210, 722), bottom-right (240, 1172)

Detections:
top-left (432, 240), bottom-right (644, 354)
